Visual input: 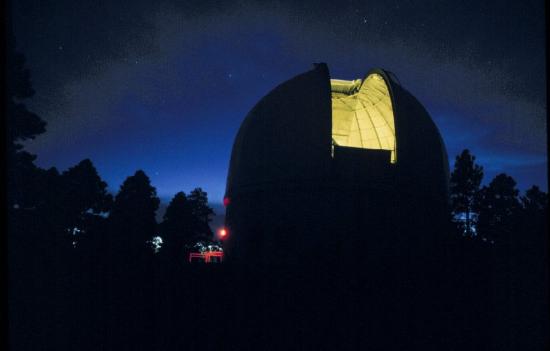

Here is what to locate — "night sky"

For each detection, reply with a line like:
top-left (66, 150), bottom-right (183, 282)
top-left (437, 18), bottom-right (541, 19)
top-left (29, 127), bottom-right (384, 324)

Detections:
top-left (11, 0), bottom-right (547, 207)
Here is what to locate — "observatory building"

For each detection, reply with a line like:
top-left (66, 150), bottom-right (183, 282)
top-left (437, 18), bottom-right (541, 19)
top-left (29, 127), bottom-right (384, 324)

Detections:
top-left (224, 63), bottom-right (449, 265)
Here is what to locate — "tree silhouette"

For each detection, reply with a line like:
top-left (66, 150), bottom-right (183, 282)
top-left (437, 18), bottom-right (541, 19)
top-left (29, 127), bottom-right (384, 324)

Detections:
top-left (475, 173), bottom-right (520, 243)
top-left (160, 191), bottom-right (193, 262)
top-left (449, 149), bottom-right (484, 236)
top-left (521, 185), bottom-right (548, 213)
top-left (60, 159), bottom-right (113, 247)
top-left (159, 188), bottom-right (216, 266)
top-left (6, 33), bottom-right (47, 208)
top-left (187, 187), bottom-right (215, 242)
top-left (108, 170), bottom-right (160, 258)
top-left (518, 185), bottom-right (548, 251)
top-left (6, 34), bottom-right (46, 151)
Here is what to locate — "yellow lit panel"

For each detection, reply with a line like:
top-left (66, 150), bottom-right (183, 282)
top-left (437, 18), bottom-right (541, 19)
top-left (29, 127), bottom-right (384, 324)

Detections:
top-left (331, 74), bottom-right (396, 163)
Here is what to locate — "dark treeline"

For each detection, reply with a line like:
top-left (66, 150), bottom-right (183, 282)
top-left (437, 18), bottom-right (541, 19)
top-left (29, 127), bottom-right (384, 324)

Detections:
top-left (7, 36), bottom-right (548, 350)
top-left (7, 30), bottom-right (217, 263)
top-left (449, 149), bottom-right (547, 244)
top-left (7, 35), bottom-right (221, 350)
top-left (446, 150), bottom-right (548, 350)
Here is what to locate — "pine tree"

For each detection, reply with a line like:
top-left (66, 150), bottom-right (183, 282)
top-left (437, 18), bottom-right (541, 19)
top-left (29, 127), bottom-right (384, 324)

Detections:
top-left (108, 170), bottom-right (160, 256)
top-left (187, 188), bottom-right (215, 242)
top-left (6, 33), bottom-right (46, 151)
top-left (161, 192), bottom-right (193, 261)
top-left (6, 32), bottom-right (47, 208)
top-left (449, 149), bottom-right (484, 236)
top-left (476, 173), bottom-right (520, 243)
top-left (521, 185), bottom-right (548, 213)
top-left (60, 159), bottom-right (113, 247)
top-left (518, 185), bottom-right (548, 251)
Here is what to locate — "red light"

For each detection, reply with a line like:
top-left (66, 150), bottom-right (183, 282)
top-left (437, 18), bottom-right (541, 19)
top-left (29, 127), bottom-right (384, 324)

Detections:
top-left (219, 228), bottom-right (227, 238)
top-left (223, 197), bottom-right (230, 207)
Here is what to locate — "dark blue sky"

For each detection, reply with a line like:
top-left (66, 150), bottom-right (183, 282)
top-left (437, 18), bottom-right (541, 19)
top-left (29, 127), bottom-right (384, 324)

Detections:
top-left (12, 0), bottom-right (547, 204)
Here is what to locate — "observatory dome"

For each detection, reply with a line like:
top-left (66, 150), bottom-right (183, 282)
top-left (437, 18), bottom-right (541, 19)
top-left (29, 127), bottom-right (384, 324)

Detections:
top-left (224, 63), bottom-right (449, 264)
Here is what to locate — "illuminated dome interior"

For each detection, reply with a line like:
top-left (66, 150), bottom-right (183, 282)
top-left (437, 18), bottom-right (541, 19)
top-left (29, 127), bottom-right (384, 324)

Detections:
top-left (331, 73), bottom-right (397, 163)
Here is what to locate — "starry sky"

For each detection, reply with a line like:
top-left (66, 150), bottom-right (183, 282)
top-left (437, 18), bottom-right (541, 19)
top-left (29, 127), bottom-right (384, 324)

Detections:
top-left (11, 0), bottom-right (547, 207)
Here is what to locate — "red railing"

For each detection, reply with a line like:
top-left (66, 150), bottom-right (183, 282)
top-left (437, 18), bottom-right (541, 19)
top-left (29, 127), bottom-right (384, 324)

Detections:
top-left (188, 251), bottom-right (224, 263)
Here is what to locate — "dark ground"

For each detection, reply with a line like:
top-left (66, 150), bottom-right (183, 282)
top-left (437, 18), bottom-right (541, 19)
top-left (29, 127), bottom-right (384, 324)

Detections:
top-left (8, 235), bottom-right (548, 351)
